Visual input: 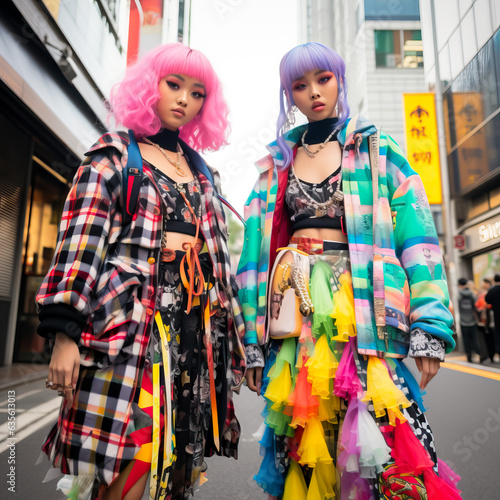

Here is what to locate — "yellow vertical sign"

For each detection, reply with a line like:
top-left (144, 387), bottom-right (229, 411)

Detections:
top-left (403, 93), bottom-right (442, 204)
top-left (41, 1), bottom-right (60, 20)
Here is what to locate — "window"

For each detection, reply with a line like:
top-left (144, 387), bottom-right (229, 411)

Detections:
top-left (375, 30), bottom-right (423, 68)
top-left (364, 0), bottom-right (420, 21)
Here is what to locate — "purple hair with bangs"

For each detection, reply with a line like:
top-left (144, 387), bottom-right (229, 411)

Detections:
top-left (109, 43), bottom-right (229, 152)
top-left (276, 43), bottom-right (350, 168)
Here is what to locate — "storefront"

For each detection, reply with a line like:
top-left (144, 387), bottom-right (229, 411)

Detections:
top-left (0, 2), bottom-right (107, 366)
top-left (459, 213), bottom-right (500, 286)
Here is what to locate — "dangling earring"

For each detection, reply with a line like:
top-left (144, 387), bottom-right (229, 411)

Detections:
top-left (285, 105), bottom-right (298, 129)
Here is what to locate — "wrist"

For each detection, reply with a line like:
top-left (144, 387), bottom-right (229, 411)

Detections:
top-left (55, 332), bottom-right (77, 345)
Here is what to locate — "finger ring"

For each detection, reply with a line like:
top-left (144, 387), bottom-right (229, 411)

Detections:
top-left (63, 384), bottom-right (73, 390)
top-left (45, 379), bottom-right (54, 388)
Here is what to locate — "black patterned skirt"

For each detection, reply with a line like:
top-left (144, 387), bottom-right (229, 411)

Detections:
top-left (128, 250), bottom-right (236, 500)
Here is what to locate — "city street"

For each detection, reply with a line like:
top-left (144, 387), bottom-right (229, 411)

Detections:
top-left (1, 361), bottom-right (499, 499)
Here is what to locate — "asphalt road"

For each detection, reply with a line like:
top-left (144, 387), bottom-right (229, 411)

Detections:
top-left (1, 361), bottom-right (499, 499)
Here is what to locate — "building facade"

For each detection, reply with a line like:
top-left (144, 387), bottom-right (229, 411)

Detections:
top-left (0, 0), bottom-right (190, 366)
top-left (305, 0), bottom-right (424, 151)
top-left (420, 0), bottom-right (500, 285)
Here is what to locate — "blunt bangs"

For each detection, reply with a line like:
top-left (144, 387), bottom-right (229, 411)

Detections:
top-left (276, 43), bottom-right (350, 169)
top-left (109, 43), bottom-right (229, 152)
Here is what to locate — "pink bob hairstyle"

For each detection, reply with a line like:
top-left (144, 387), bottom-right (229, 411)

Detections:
top-left (109, 43), bottom-right (230, 152)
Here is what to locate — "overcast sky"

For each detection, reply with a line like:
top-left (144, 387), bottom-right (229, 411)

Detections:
top-left (189, 0), bottom-right (305, 213)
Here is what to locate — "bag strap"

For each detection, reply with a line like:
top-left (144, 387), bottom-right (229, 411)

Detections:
top-left (122, 129), bottom-right (143, 228)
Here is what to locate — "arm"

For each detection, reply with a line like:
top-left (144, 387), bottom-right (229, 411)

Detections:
top-left (236, 178), bottom-right (265, 393)
top-left (386, 135), bottom-right (454, 387)
top-left (236, 178), bottom-right (263, 346)
top-left (37, 154), bottom-right (121, 400)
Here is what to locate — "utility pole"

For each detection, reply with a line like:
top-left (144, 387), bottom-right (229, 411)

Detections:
top-left (429, 0), bottom-right (459, 318)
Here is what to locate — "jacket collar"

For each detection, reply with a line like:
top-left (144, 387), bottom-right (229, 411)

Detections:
top-left (85, 132), bottom-right (215, 184)
top-left (257, 114), bottom-right (378, 173)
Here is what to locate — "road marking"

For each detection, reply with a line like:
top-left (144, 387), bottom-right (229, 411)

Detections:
top-left (441, 362), bottom-right (500, 381)
top-left (0, 409), bottom-right (59, 455)
top-left (0, 398), bottom-right (60, 442)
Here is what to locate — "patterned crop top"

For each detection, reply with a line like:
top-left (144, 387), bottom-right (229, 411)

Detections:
top-left (285, 164), bottom-right (345, 233)
top-left (148, 162), bottom-right (203, 238)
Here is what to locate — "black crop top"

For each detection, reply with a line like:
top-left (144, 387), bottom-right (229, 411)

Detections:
top-left (148, 162), bottom-right (203, 238)
top-left (285, 116), bottom-right (345, 233)
top-left (285, 166), bottom-right (345, 232)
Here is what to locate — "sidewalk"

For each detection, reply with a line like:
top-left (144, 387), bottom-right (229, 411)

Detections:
top-left (0, 363), bottom-right (48, 392)
top-left (442, 351), bottom-right (500, 375)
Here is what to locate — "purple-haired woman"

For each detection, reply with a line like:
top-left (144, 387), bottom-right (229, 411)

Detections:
top-left (237, 43), bottom-right (462, 499)
top-left (36, 43), bottom-right (245, 500)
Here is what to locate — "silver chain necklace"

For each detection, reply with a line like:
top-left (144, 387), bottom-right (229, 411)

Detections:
top-left (301, 128), bottom-right (337, 158)
top-left (289, 163), bottom-right (344, 216)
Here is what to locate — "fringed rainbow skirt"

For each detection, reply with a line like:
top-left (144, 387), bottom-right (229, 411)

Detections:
top-left (255, 238), bottom-right (461, 499)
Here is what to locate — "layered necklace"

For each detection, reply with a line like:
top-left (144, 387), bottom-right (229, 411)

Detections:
top-left (292, 118), bottom-right (343, 217)
top-left (143, 137), bottom-right (187, 177)
top-left (289, 164), bottom-right (343, 217)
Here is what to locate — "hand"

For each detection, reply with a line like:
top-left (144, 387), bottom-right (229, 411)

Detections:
top-left (414, 356), bottom-right (440, 390)
top-left (48, 333), bottom-right (80, 406)
top-left (246, 367), bottom-right (263, 396)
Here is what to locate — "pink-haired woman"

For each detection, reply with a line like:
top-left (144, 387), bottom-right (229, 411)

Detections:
top-left (36, 43), bottom-right (245, 500)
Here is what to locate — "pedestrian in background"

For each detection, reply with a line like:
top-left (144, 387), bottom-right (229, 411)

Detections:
top-left (35, 43), bottom-right (245, 500)
top-left (485, 273), bottom-right (500, 362)
top-left (237, 42), bottom-right (461, 500)
top-left (475, 278), bottom-right (497, 363)
top-left (457, 277), bottom-right (483, 363)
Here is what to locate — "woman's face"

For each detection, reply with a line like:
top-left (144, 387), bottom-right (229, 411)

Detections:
top-left (290, 68), bottom-right (338, 122)
top-left (156, 73), bottom-right (206, 130)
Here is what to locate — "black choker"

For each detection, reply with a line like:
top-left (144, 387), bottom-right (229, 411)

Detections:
top-left (305, 117), bottom-right (339, 145)
top-left (146, 128), bottom-right (179, 152)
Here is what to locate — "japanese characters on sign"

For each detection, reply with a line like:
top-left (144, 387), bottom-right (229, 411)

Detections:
top-left (403, 93), bottom-right (442, 204)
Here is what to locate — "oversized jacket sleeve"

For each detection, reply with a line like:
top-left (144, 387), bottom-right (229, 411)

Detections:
top-left (36, 153), bottom-right (122, 342)
top-left (385, 134), bottom-right (455, 352)
top-left (236, 178), bottom-right (262, 345)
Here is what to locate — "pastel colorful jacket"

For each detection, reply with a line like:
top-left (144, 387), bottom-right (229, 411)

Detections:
top-left (236, 115), bottom-right (455, 358)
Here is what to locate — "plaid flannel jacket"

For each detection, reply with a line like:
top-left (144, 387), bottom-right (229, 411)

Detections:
top-left (236, 115), bottom-right (454, 357)
top-left (36, 132), bottom-right (245, 488)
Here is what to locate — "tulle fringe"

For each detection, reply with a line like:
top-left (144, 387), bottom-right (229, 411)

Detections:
top-left (310, 260), bottom-right (336, 339)
top-left (307, 461), bottom-right (336, 499)
top-left (254, 249), bottom-right (462, 498)
top-left (286, 363), bottom-right (319, 428)
top-left (334, 337), bottom-right (362, 400)
top-left (362, 357), bottom-right (410, 425)
top-left (254, 426), bottom-right (286, 496)
top-left (297, 417), bottom-right (333, 468)
top-left (331, 272), bottom-right (357, 341)
top-left (305, 334), bottom-right (338, 399)
top-left (282, 461), bottom-right (307, 500)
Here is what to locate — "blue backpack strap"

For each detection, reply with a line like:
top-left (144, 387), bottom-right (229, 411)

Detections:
top-left (122, 129), bottom-right (143, 226)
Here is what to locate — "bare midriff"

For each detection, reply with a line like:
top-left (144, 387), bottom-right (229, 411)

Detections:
top-left (163, 231), bottom-right (204, 252)
top-left (292, 227), bottom-right (347, 243)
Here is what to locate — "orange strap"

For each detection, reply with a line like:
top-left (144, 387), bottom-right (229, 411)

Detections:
top-left (178, 192), bottom-right (205, 314)
top-left (204, 293), bottom-right (220, 452)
